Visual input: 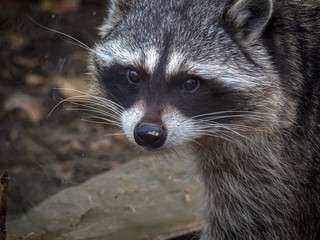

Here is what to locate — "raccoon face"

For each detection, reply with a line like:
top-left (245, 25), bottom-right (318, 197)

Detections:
top-left (90, 0), bottom-right (283, 150)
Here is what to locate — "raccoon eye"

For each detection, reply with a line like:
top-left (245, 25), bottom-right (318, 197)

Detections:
top-left (126, 69), bottom-right (140, 85)
top-left (183, 79), bottom-right (200, 92)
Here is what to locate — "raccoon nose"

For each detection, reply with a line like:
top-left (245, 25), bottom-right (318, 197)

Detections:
top-left (134, 122), bottom-right (167, 149)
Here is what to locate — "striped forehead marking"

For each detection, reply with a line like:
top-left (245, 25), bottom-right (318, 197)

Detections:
top-left (95, 41), bottom-right (160, 74)
top-left (95, 41), bottom-right (257, 88)
top-left (165, 51), bottom-right (226, 80)
top-left (144, 47), bottom-right (160, 73)
top-left (95, 40), bottom-right (142, 67)
top-left (166, 52), bottom-right (186, 77)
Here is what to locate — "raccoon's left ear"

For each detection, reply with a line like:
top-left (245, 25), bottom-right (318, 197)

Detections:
top-left (98, 0), bottom-right (133, 39)
top-left (224, 0), bottom-right (273, 42)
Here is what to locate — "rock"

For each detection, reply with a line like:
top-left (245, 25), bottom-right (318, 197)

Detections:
top-left (8, 155), bottom-right (202, 240)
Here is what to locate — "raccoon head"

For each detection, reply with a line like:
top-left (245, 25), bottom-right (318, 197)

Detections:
top-left (89, 0), bottom-right (286, 151)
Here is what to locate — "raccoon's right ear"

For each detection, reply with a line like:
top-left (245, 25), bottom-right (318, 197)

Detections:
top-left (98, 0), bottom-right (133, 39)
top-left (224, 0), bottom-right (273, 43)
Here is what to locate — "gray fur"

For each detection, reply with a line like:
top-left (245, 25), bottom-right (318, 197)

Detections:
top-left (89, 0), bottom-right (320, 239)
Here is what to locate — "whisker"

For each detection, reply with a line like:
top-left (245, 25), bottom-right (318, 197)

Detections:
top-left (178, 136), bottom-right (212, 153)
top-left (81, 101), bottom-right (124, 115)
top-left (26, 14), bottom-right (92, 51)
top-left (199, 125), bottom-right (252, 141)
top-left (67, 107), bottom-right (122, 123)
top-left (196, 125), bottom-right (266, 134)
top-left (190, 110), bottom-right (271, 119)
top-left (49, 88), bottom-right (124, 117)
top-left (103, 132), bottom-right (126, 137)
top-left (82, 115), bottom-right (122, 127)
top-left (82, 112), bottom-right (121, 123)
top-left (58, 92), bottom-right (125, 112)
top-left (73, 94), bottom-right (125, 110)
top-left (67, 101), bottom-right (122, 118)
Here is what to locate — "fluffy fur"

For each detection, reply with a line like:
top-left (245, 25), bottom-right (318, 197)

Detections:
top-left (88, 0), bottom-right (320, 239)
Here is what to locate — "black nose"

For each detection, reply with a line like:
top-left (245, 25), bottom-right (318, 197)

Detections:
top-left (134, 122), bottom-right (167, 149)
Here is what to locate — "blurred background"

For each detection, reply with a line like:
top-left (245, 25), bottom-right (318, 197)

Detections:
top-left (0, 0), bottom-right (140, 220)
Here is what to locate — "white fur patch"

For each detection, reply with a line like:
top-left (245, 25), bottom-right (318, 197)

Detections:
top-left (95, 43), bottom-right (161, 74)
top-left (184, 61), bottom-right (260, 89)
top-left (162, 107), bottom-right (200, 147)
top-left (185, 62), bottom-right (224, 79)
top-left (166, 52), bottom-right (186, 77)
top-left (121, 101), bottom-right (145, 143)
top-left (95, 40), bottom-right (142, 67)
top-left (219, 66), bottom-right (258, 89)
top-left (165, 51), bottom-right (260, 89)
top-left (144, 47), bottom-right (160, 74)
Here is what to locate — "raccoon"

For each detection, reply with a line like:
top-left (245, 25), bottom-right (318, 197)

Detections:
top-left (88, 0), bottom-right (320, 239)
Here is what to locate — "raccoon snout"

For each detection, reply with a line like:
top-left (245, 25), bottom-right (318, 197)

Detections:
top-left (133, 122), bottom-right (167, 149)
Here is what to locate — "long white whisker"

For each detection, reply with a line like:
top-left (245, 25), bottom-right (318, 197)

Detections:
top-left (48, 88), bottom-right (124, 117)
top-left (26, 14), bottom-right (92, 51)
top-left (82, 118), bottom-right (121, 127)
top-left (67, 106), bottom-right (122, 122)
top-left (82, 101), bottom-right (124, 115)
top-left (75, 95), bottom-right (123, 110)
top-left (103, 132), bottom-right (126, 137)
top-left (68, 100), bottom-right (123, 117)
top-left (195, 124), bottom-right (264, 133)
top-left (190, 110), bottom-right (271, 119)
top-left (47, 95), bottom-right (86, 117)
top-left (82, 115), bottom-right (122, 127)
top-left (63, 92), bottom-right (123, 113)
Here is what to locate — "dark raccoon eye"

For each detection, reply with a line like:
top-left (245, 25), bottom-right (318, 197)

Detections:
top-left (126, 69), bottom-right (140, 84)
top-left (183, 79), bottom-right (200, 92)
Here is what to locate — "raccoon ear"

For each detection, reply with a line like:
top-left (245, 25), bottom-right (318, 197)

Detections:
top-left (98, 0), bottom-right (132, 39)
top-left (224, 0), bottom-right (273, 42)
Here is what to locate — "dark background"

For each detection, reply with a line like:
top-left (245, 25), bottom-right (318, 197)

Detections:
top-left (0, 0), bottom-right (140, 219)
